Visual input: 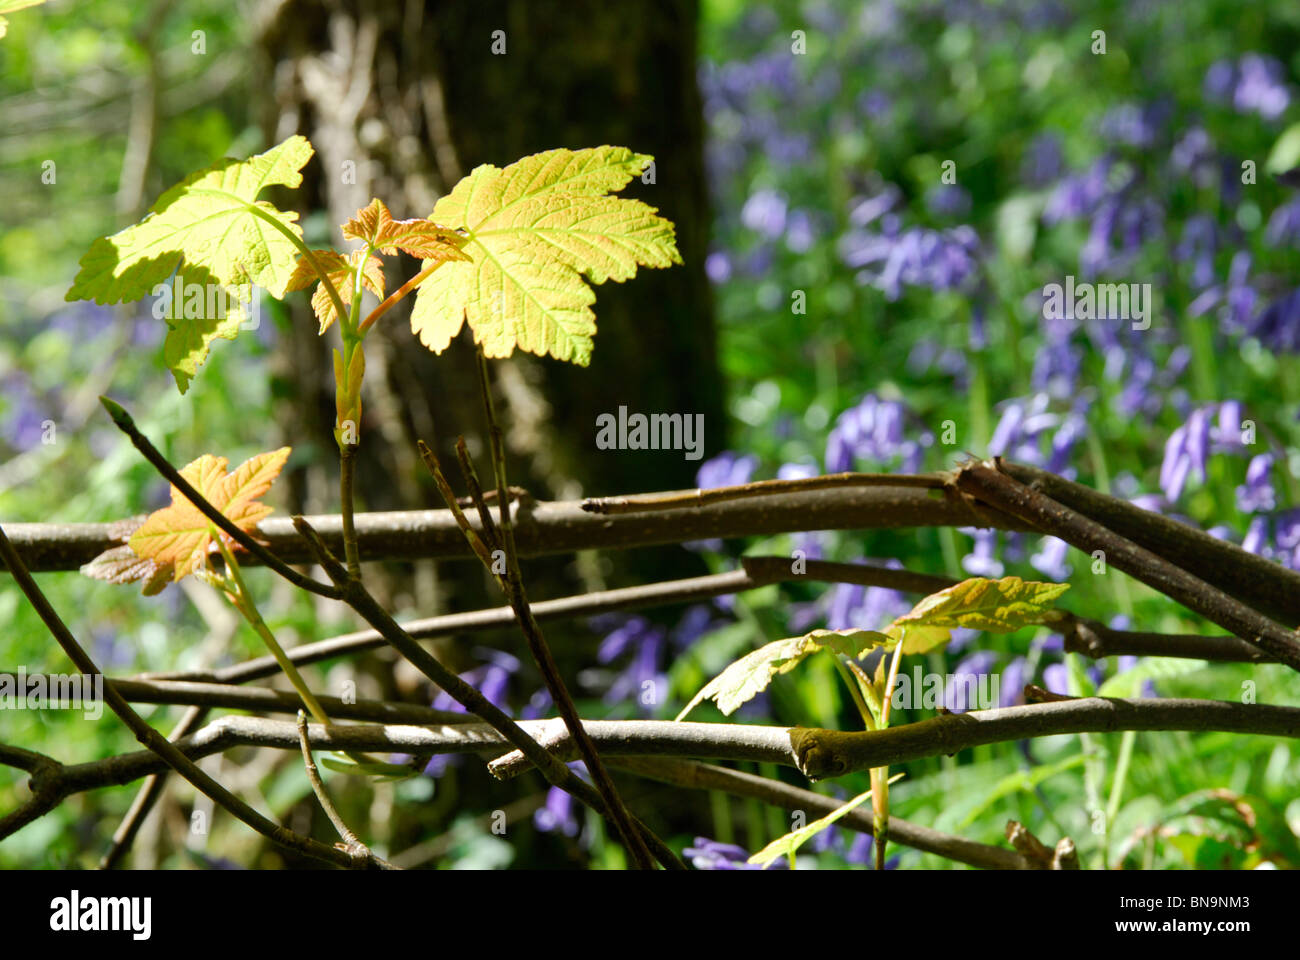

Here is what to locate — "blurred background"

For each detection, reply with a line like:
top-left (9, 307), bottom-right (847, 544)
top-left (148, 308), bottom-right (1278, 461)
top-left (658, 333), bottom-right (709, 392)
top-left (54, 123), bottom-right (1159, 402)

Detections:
top-left (3, 0), bottom-right (1300, 869)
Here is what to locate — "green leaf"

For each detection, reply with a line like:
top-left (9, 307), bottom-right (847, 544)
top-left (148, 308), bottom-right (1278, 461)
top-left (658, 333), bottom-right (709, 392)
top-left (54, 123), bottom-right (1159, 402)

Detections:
top-left (0, 0), bottom-right (46, 38)
top-left (320, 754), bottom-right (418, 781)
top-left (1266, 123), bottom-right (1300, 175)
top-left (66, 136), bottom-right (313, 388)
top-left (892, 575), bottom-right (1070, 632)
top-left (1097, 656), bottom-right (1208, 698)
top-left (411, 146), bottom-right (681, 365)
top-left (676, 628), bottom-right (889, 720)
top-left (748, 772), bottom-right (905, 869)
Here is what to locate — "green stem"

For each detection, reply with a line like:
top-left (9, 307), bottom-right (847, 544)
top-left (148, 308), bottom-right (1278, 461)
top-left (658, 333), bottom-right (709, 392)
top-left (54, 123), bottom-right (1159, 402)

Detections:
top-left (242, 202), bottom-right (349, 325)
top-left (215, 534), bottom-right (329, 725)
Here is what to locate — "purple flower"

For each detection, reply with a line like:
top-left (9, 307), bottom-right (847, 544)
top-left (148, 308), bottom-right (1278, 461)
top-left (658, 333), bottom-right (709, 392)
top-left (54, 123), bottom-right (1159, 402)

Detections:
top-left (1159, 403), bottom-right (1246, 503)
top-left (696, 451), bottom-right (758, 490)
top-left (825, 394), bottom-right (924, 472)
top-left (1030, 536), bottom-right (1072, 580)
top-left (535, 785), bottom-right (581, 837)
top-left (1000, 657), bottom-right (1028, 707)
top-left (683, 836), bottom-right (786, 870)
top-left (1237, 453), bottom-right (1276, 513)
top-left (741, 188), bottom-right (789, 239)
top-left (704, 251), bottom-right (732, 285)
top-left (1205, 54), bottom-right (1291, 120)
top-left (1042, 662), bottom-right (1068, 696)
top-left (944, 651), bottom-right (998, 713)
top-left (1021, 133), bottom-right (1064, 187)
top-left (1043, 156), bottom-right (1113, 224)
top-left (1250, 288), bottom-right (1300, 353)
top-left (925, 184), bottom-right (972, 218)
top-left (1266, 198), bottom-right (1300, 249)
top-left (959, 528), bottom-right (1004, 578)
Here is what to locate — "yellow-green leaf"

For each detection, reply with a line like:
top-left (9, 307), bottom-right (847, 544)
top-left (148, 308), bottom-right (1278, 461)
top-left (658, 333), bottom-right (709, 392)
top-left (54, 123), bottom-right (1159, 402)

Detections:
top-left (748, 772), bottom-right (905, 869)
top-left (676, 628), bottom-right (890, 720)
top-left (410, 146), bottom-right (681, 365)
top-left (0, 0), bottom-right (46, 38)
top-left (880, 575), bottom-right (1070, 654)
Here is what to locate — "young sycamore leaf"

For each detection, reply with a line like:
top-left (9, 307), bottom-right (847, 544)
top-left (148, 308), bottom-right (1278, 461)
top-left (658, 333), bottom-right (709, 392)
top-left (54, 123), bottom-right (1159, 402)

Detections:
top-left (128, 448), bottom-right (291, 582)
top-left (747, 772), bottom-right (906, 869)
top-left (676, 628), bottom-right (890, 720)
top-left (66, 136), bottom-right (314, 391)
top-left (883, 575), bottom-right (1071, 655)
top-left (410, 146), bottom-right (682, 365)
top-left (341, 198), bottom-right (470, 261)
top-left (285, 249), bottom-right (386, 334)
top-left (80, 516), bottom-right (173, 595)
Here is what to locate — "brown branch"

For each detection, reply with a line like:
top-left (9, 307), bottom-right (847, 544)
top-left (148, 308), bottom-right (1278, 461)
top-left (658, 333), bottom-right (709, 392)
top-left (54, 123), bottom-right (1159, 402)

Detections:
top-left (2, 481), bottom-right (1032, 573)
top-left (789, 696), bottom-right (1300, 779)
top-left (468, 349), bottom-right (655, 870)
top-left (954, 458), bottom-right (1300, 672)
top-left (1001, 461), bottom-right (1300, 628)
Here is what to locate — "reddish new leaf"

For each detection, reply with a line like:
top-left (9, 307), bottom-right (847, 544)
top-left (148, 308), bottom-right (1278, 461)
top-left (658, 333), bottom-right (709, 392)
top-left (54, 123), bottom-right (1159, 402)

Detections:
top-left (128, 448), bottom-right (291, 582)
top-left (285, 249), bottom-right (385, 334)
top-left (342, 198), bottom-right (469, 261)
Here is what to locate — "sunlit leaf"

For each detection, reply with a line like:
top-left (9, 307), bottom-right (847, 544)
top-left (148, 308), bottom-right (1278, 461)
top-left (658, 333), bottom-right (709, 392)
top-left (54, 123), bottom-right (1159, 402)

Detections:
top-left (341, 198), bottom-right (469, 261)
top-left (676, 628), bottom-right (889, 719)
top-left (128, 448), bottom-right (290, 581)
top-left (285, 249), bottom-right (385, 334)
top-left (66, 136), bottom-right (313, 389)
top-left (748, 772), bottom-right (905, 869)
top-left (411, 146), bottom-right (681, 365)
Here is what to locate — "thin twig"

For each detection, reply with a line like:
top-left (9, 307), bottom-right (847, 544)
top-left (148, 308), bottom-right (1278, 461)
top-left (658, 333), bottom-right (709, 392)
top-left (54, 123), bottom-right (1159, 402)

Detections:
top-left (295, 710), bottom-right (394, 869)
top-left (471, 348), bottom-right (655, 870)
top-left (94, 397), bottom-right (341, 600)
top-left (339, 441), bottom-right (362, 581)
top-left (0, 523), bottom-right (364, 868)
top-left (582, 471), bottom-right (949, 514)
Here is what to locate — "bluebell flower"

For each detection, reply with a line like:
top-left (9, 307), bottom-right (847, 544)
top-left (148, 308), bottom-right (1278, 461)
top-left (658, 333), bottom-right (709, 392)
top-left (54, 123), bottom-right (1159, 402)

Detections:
top-left (959, 528), bottom-right (1005, 578)
top-left (741, 188), bottom-right (789, 239)
top-left (1000, 657), bottom-right (1028, 707)
top-left (925, 184), bottom-right (972, 218)
top-left (1020, 132), bottom-right (1064, 187)
top-left (535, 783), bottom-right (581, 838)
top-left (1250, 288), bottom-right (1300, 353)
top-left (1030, 536), bottom-right (1072, 580)
top-left (696, 451), bottom-right (758, 490)
top-left (944, 651), bottom-right (999, 713)
top-left (1175, 214), bottom-right (1220, 290)
top-left (1042, 662), bottom-right (1068, 696)
top-left (1265, 198), bottom-right (1300, 249)
top-left (1159, 402), bottom-right (1247, 503)
top-left (684, 836), bottom-right (786, 870)
top-left (825, 394), bottom-right (925, 472)
top-left (1188, 251), bottom-right (1257, 334)
top-left (704, 250), bottom-right (732, 285)
top-left (1237, 453), bottom-right (1276, 513)
top-left (1043, 156), bottom-right (1113, 224)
